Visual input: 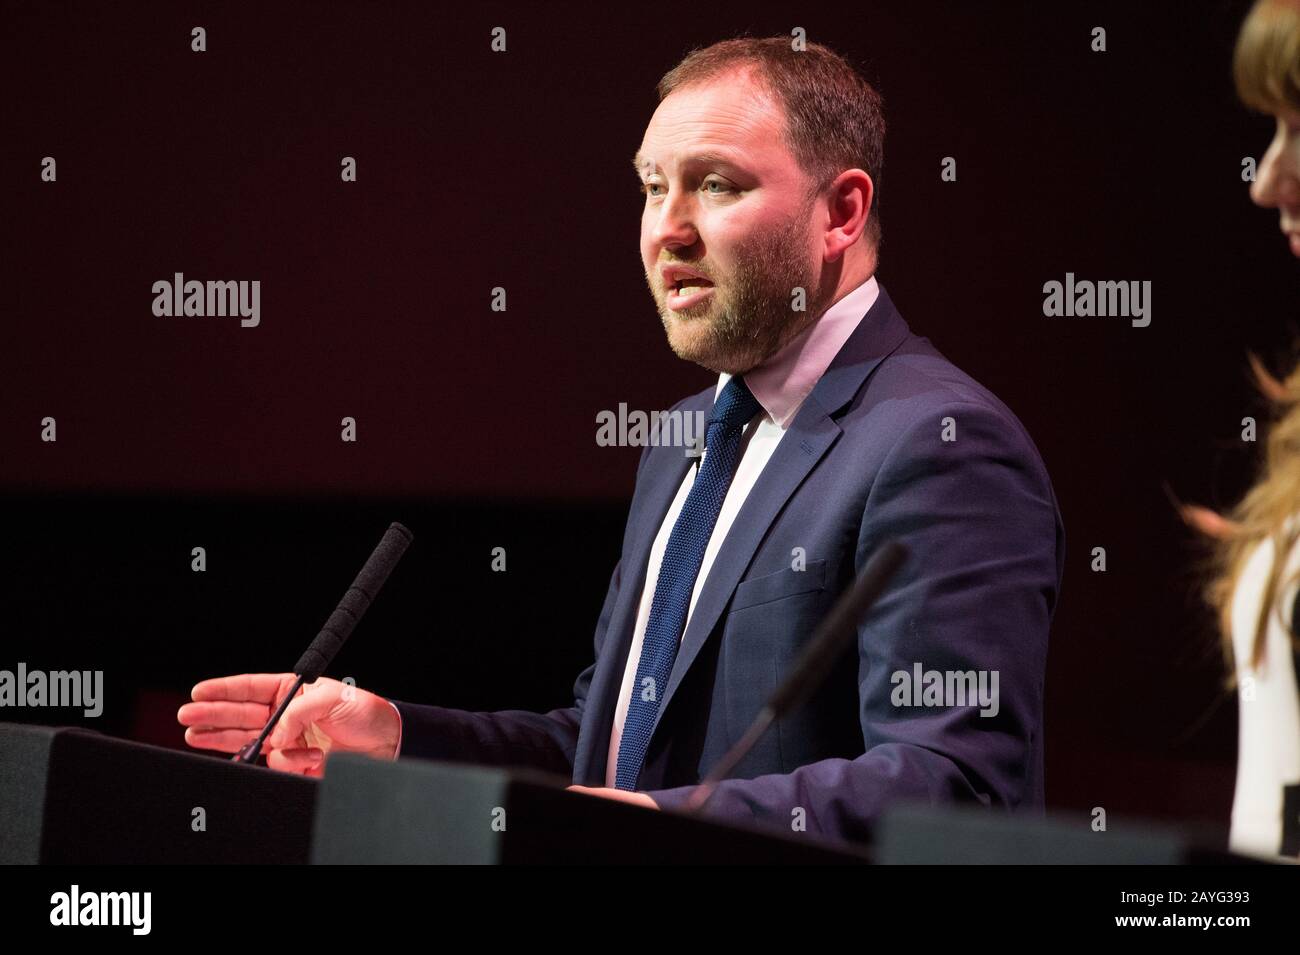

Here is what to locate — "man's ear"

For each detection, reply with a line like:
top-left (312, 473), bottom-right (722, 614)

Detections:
top-left (821, 169), bottom-right (873, 260)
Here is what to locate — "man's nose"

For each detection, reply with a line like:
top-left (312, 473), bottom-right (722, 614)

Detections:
top-left (649, 192), bottom-right (699, 248)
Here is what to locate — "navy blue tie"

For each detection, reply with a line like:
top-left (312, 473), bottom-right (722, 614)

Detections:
top-left (614, 375), bottom-right (762, 790)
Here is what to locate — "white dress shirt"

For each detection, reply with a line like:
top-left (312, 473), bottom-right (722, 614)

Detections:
top-left (1228, 527), bottom-right (1300, 861)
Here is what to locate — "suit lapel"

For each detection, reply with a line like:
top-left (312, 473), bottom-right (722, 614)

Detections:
top-left (646, 402), bottom-right (840, 744)
top-left (572, 388), bottom-right (712, 783)
top-left (647, 283), bottom-right (912, 746)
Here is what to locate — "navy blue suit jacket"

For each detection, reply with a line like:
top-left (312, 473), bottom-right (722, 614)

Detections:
top-left (391, 282), bottom-right (1065, 845)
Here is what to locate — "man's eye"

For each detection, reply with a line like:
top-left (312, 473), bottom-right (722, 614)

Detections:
top-left (639, 181), bottom-right (733, 197)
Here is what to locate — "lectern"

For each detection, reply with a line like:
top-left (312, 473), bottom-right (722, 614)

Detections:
top-left (0, 724), bottom-right (868, 864)
top-left (310, 752), bottom-right (867, 864)
top-left (0, 723), bottom-right (316, 864)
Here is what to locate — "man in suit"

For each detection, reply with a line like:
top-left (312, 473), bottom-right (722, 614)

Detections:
top-left (178, 37), bottom-right (1064, 847)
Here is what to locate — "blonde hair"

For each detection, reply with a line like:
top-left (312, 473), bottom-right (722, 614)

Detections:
top-left (1233, 0), bottom-right (1300, 115)
top-left (1195, 0), bottom-right (1300, 677)
top-left (1199, 357), bottom-right (1300, 676)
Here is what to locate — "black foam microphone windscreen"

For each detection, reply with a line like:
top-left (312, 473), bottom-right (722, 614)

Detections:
top-left (293, 522), bottom-right (414, 681)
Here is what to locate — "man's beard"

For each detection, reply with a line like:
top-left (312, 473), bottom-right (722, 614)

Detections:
top-left (652, 199), bottom-right (826, 376)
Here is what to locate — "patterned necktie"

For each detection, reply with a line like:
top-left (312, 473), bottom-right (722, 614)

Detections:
top-left (614, 375), bottom-right (762, 790)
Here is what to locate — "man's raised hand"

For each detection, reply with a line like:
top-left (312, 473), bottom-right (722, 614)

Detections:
top-left (176, 673), bottom-right (400, 776)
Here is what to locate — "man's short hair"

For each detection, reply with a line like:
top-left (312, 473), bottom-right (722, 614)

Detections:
top-left (656, 36), bottom-right (886, 254)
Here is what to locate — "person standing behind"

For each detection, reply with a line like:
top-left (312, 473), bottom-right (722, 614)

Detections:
top-left (1188, 0), bottom-right (1300, 860)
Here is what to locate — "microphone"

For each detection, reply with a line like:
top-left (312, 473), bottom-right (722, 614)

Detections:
top-left (682, 539), bottom-right (908, 812)
top-left (233, 522), bottom-right (414, 764)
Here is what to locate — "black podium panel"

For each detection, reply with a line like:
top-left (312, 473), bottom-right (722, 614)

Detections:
top-left (311, 753), bottom-right (869, 864)
top-left (0, 723), bottom-right (317, 864)
top-left (876, 804), bottom-right (1254, 865)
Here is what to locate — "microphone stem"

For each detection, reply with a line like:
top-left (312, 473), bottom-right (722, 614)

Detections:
top-left (232, 673), bottom-right (307, 764)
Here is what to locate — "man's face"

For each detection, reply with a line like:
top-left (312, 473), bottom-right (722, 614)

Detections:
top-left (635, 69), bottom-right (829, 375)
top-left (1250, 105), bottom-right (1300, 257)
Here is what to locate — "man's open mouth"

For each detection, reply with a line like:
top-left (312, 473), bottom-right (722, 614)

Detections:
top-left (670, 279), bottom-right (714, 297)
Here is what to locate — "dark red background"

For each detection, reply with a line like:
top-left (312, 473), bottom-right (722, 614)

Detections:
top-left (4, 0), bottom-right (1297, 840)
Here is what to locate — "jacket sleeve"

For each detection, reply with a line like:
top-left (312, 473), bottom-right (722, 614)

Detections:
top-left (647, 401), bottom-right (1063, 845)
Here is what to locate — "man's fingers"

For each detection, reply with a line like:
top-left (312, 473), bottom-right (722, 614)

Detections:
top-left (190, 673), bottom-right (296, 705)
top-left (268, 685), bottom-right (337, 751)
top-left (177, 700), bottom-right (271, 730)
top-left (183, 726), bottom-right (262, 753)
top-left (181, 674), bottom-right (335, 757)
top-left (266, 747), bottom-right (324, 775)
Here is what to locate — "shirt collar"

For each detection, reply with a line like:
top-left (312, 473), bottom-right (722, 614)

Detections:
top-left (717, 275), bottom-right (880, 429)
